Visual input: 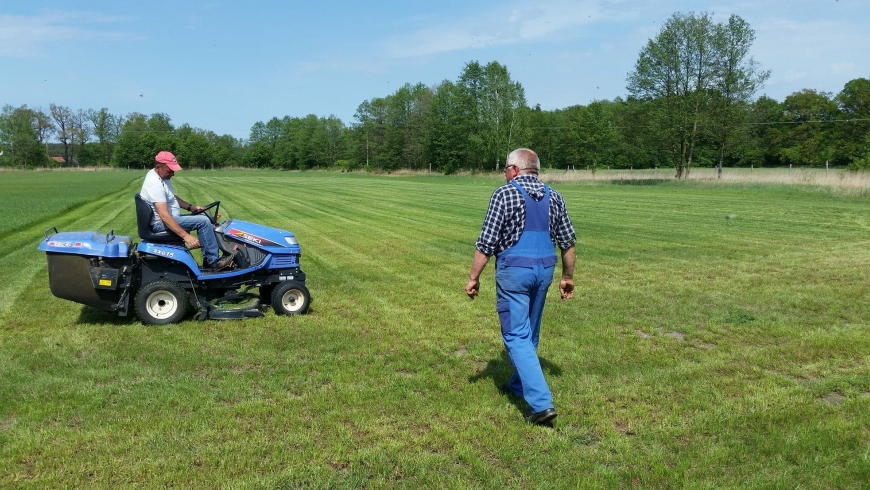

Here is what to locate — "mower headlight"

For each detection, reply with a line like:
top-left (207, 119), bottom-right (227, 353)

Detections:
top-left (284, 236), bottom-right (298, 246)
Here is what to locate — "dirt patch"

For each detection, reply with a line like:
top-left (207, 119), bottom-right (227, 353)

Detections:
top-left (455, 345), bottom-right (469, 356)
top-left (635, 329), bottom-right (652, 339)
top-left (692, 340), bottom-right (716, 349)
top-left (822, 393), bottom-right (846, 406)
top-left (613, 421), bottom-right (636, 436)
top-left (0, 414), bottom-right (16, 431)
top-left (767, 370), bottom-right (817, 388)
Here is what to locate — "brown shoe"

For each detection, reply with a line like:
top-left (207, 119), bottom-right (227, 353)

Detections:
top-left (212, 253), bottom-right (235, 270)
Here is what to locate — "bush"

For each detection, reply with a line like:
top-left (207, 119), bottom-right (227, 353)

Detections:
top-left (846, 135), bottom-right (870, 171)
top-left (334, 159), bottom-right (358, 172)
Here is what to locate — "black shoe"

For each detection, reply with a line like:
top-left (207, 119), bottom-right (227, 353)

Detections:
top-left (526, 408), bottom-right (557, 425)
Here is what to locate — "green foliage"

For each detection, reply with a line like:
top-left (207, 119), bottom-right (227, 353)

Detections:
top-left (112, 113), bottom-right (177, 168)
top-left (776, 90), bottom-right (839, 166)
top-left (333, 159), bottom-right (357, 172)
top-left (0, 105), bottom-right (49, 168)
top-left (2, 172), bottom-right (870, 487)
top-left (241, 141), bottom-right (273, 168)
top-left (835, 78), bottom-right (870, 162)
top-left (111, 115), bottom-right (243, 169)
top-left (846, 133), bottom-right (870, 171)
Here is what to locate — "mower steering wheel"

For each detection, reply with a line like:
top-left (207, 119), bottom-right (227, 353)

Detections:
top-left (192, 200), bottom-right (221, 225)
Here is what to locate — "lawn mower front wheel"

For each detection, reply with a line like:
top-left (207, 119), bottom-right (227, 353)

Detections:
top-left (135, 279), bottom-right (189, 325)
top-left (271, 281), bottom-right (310, 315)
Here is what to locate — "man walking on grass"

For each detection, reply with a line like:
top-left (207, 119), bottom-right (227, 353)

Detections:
top-left (465, 148), bottom-right (576, 425)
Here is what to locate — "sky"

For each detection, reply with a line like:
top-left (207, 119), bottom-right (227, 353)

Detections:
top-left (1, 0), bottom-right (867, 140)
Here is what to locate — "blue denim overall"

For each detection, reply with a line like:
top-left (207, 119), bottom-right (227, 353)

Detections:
top-left (496, 181), bottom-right (558, 413)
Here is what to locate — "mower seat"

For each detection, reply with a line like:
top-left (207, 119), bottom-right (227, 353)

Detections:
top-left (134, 194), bottom-right (184, 244)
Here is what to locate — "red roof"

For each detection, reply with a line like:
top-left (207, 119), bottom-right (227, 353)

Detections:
top-left (50, 156), bottom-right (65, 163)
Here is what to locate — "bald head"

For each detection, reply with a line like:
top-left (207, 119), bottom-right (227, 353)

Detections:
top-left (507, 148), bottom-right (540, 175)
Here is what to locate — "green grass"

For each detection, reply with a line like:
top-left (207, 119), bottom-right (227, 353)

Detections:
top-left (1, 170), bottom-right (869, 488)
top-left (0, 169), bottom-right (139, 235)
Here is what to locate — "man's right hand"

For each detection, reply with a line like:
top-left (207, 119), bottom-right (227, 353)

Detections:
top-left (559, 278), bottom-right (574, 300)
top-left (183, 234), bottom-right (201, 250)
top-left (465, 278), bottom-right (480, 299)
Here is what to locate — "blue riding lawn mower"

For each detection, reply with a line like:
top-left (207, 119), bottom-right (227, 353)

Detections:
top-left (37, 195), bottom-right (311, 325)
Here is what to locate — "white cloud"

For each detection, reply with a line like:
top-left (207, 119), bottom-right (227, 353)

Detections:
top-left (0, 10), bottom-right (133, 58)
top-left (385, 0), bottom-right (611, 57)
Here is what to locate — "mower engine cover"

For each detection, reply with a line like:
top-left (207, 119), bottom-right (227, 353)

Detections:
top-left (219, 219), bottom-right (301, 254)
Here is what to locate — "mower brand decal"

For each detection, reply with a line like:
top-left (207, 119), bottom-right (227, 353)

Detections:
top-left (99, 279), bottom-right (113, 286)
top-left (153, 249), bottom-right (175, 258)
top-left (47, 241), bottom-right (82, 248)
top-left (227, 228), bottom-right (281, 247)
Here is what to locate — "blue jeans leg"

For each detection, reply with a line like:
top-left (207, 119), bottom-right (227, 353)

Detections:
top-left (154, 215), bottom-right (220, 265)
top-left (496, 264), bottom-right (554, 413)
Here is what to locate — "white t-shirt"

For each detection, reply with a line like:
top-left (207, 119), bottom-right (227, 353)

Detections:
top-left (140, 168), bottom-right (181, 228)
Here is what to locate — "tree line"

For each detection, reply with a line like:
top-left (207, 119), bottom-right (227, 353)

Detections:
top-left (2, 12), bottom-right (868, 176)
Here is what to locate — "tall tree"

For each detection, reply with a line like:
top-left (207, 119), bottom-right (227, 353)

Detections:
top-left (352, 98), bottom-right (389, 171)
top-left (478, 62), bottom-right (528, 170)
top-left (835, 78), bottom-right (870, 163)
top-left (49, 104), bottom-right (75, 164)
top-left (576, 101), bottom-right (619, 173)
top-left (70, 108), bottom-right (91, 167)
top-left (743, 96), bottom-right (784, 167)
top-left (425, 80), bottom-right (470, 174)
top-left (454, 61), bottom-right (528, 171)
top-left (775, 89), bottom-right (839, 166)
top-left (87, 108), bottom-right (118, 166)
top-left (628, 12), bottom-right (721, 178)
top-left (322, 115), bottom-right (349, 168)
top-left (710, 15), bottom-right (769, 178)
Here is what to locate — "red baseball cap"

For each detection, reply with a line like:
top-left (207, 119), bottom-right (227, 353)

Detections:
top-left (155, 151), bottom-right (182, 171)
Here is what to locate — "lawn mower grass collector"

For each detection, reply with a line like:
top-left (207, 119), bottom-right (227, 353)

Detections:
top-left (37, 196), bottom-right (311, 324)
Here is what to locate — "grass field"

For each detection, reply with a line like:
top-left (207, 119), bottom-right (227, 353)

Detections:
top-left (1, 169), bottom-right (869, 488)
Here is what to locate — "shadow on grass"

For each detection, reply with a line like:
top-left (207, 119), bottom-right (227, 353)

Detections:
top-left (468, 351), bottom-right (563, 417)
top-left (76, 306), bottom-right (135, 325)
top-left (75, 304), bottom-right (316, 325)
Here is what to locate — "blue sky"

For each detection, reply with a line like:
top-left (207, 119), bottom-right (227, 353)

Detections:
top-left (2, 0), bottom-right (867, 140)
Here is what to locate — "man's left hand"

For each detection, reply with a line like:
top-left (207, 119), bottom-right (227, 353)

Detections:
top-left (559, 278), bottom-right (574, 300)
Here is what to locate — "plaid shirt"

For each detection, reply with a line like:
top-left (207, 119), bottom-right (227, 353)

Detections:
top-left (475, 175), bottom-right (576, 256)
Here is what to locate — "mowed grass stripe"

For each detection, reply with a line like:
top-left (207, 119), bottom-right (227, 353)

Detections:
top-left (187, 176), bottom-right (487, 335)
top-left (0, 170), bottom-right (138, 235)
